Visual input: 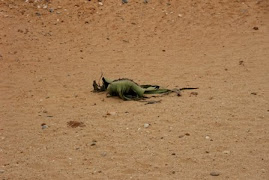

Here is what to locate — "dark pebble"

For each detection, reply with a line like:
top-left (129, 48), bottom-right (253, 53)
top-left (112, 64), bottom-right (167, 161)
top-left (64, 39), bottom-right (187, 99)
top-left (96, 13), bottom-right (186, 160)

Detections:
top-left (90, 140), bottom-right (97, 146)
top-left (210, 172), bottom-right (220, 176)
top-left (239, 60), bottom-right (244, 65)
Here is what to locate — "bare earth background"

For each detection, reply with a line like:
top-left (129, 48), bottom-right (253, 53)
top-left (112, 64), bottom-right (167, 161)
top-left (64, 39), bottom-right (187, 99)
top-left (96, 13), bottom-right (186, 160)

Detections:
top-left (0, 0), bottom-right (268, 179)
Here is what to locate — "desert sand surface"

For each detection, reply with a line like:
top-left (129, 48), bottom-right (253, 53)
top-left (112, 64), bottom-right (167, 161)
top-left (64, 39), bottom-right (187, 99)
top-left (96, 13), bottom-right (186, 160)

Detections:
top-left (0, 0), bottom-right (268, 179)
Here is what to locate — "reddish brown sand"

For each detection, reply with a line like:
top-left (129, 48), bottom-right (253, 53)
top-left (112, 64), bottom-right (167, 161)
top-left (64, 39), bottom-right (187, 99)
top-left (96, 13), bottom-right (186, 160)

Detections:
top-left (1, 0), bottom-right (268, 179)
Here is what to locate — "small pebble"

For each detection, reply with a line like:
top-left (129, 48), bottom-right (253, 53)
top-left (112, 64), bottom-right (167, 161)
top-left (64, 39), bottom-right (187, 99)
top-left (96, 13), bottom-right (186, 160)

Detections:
top-left (0, 169), bottom-right (4, 173)
top-left (144, 123), bottom-right (150, 128)
top-left (178, 135), bottom-right (184, 138)
top-left (107, 112), bottom-right (116, 116)
top-left (205, 135), bottom-right (210, 140)
top-left (223, 150), bottom-right (230, 154)
top-left (41, 123), bottom-right (48, 129)
top-left (210, 172), bottom-right (220, 176)
top-left (239, 60), bottom-right (244, 65)
top-left (101, 152), bottom-right (107, 157)
top-left (90, 140), bottom-right (97, 146)
top-left (253, 26), bottom-right (259, 30)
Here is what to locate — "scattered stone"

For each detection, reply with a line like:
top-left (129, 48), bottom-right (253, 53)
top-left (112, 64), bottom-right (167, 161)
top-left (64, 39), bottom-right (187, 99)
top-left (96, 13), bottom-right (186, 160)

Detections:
top-left (178, 135), bottom-right (184, 138)
top-left (43, 110), bottom-right (48, 113)
top-left (144, 123), bottom-right (150, 128)
top-left (36, 12), bottom-right (41, 16)
top-left (251, 92), bottom-right (257, 95)
top-left (178, 14), bottom-right (183, 17)
top-left (205, 135), bottom-right (210, 140)
top-left (122, 0), bottom-right (128, 3)
top-left (185, 133), bottom-right (190, 136)
top-left (0, 169), bottom-right (4, 173)
top-left (67, 121), bottom-right (85, 128)
top-left (210, 172), bottom-right (220, 176)
top-left (49, 8), bottom-right (54, 13)
top-left (253, 26), bottom-right (259, 30)
top-left (239, 60), bottom-right (244, 65)
top-left (98, 2), bottom-right (103, 6)
top-left (171, 153), bottom-right (176, 155)
top-left (41, 123), bottom-right (48, 129)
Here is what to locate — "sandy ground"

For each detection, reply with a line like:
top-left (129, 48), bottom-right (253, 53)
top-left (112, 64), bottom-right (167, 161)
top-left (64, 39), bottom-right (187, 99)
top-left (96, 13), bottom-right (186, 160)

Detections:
top-left (0, 0), bottom-right (269, 179)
